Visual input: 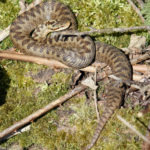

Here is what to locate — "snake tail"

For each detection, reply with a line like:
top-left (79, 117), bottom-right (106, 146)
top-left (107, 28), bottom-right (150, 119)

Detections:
top-left (83, 42), bottom-right (132, 150)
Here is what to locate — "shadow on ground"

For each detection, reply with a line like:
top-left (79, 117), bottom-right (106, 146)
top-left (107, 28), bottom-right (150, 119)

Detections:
top-left (0, 66), bottom-right (10, 105)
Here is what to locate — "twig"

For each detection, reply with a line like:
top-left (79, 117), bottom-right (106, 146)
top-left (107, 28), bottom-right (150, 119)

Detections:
top-left (1, 20), bottom-right (150, 42)
top-left (0, 26), bottom-right (10, 42)
top-left (94, 67), bottom-right (100, 121)
top-left (0, 0), bottom-right (149, 43)
top-left (0, 50), bottom-right (144, 82)
top-left (19, 0), bottom-right (26, 14)
top-left (0, 51), bottom-right (95, 72)
top-left (1, 125), bottom-right (31, 141)
top-left (127, 0), bottom-right (145, 23)
top-left (0, 76), bottom-right (103, 141)
top-left (0, 84), bottom-right (87, 140)
top-left (0, 51), bottom-right (68, 68)
top-left (133, 74), bottom-right (144, 81)
top-left (133, 65), bottom-right (150, 74)
top-left (131, 52), bottom-right (150, 65)
top-left (56, 26), bottom-right (150, 36)
top-left (109, 74), bottom-right (150, 100)
top-left (136, 0), bottom-right (144, 9)
top-left (117, 115), bottom-right (150, 144)
top-left (142, 121), bottom-right (150, 150)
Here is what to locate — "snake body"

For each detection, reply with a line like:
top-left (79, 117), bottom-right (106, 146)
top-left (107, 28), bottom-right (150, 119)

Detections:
top-left (10, 0), bottom-right (95, 69)
top-left (10, 0), bottom-right (132, 149)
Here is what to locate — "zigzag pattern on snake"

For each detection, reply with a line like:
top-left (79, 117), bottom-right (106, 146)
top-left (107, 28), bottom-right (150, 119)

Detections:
top-left (10, 0), bottom-right (132, 149)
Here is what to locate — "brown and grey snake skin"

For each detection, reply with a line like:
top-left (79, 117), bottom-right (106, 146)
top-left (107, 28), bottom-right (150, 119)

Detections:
top-left (10, 0), bottom-right (132, 149)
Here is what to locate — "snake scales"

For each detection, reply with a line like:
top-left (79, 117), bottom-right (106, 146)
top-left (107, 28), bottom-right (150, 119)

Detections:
top-left (10, 0), bottom-right (132, 149)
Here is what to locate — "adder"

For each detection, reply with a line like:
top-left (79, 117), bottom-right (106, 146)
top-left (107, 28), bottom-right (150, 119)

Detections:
top-left (10, 0), bottom-right (132, 149)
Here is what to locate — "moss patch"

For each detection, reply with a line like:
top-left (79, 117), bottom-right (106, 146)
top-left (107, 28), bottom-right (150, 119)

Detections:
top-left (0, 0), bottom-right (149, 149)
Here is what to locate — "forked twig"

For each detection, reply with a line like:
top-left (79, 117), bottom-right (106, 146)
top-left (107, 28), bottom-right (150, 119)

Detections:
top-left (0, 76), bottom-right (103, 141)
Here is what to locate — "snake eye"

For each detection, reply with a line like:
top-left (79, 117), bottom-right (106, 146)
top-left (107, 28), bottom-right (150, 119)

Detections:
top-left (45, 20), bottom-right (56, 26)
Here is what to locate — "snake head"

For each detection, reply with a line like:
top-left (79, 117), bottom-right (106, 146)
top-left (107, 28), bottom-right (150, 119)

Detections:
top-left (45, 20), bottom-right (70, 32)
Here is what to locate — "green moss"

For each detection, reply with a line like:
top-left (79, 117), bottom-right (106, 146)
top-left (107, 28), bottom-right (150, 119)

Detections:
top-left (60, 0), bottom-right (143, 47)
top-left (0, 0), bottom-right (19, 30)
top-left (142, 0), bottom-right (150, 25)
top-left (25, 0), bottom-right (34, 4)
top-left (0, 0), bottom-right (149, 149)
top-left (0, 0), bottom-right (19, 50)
top-left (142, 1), bottom-right (150, 45)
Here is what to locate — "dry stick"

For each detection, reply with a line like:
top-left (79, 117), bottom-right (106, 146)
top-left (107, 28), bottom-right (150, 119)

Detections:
top-left (58, 26), bottom-right (150, 36)
top-left (0, 26), bottom-right (10, 42)
top-left (0, 52), bottom-right (148, 141)
top-left (1, 23), bottom-right (150, 43)
top-left (94, 67), bottom-right (100, 121)
top-left (19, 0), bottom-right (26, 14)
top-left (0, 51), bottom-right (147, 81)
top-left (117, 115), bottom-right (150, 144)
top-left (0, 77), bottom-right (103, 140)
top-left (136, 0), bottom-right (144, 9)
top-left (0, 84), bottom-right (87, 140)
top-left (131, 52), bottom-right (150, 65)
top-left (0, 51), bottom-right (68, 69)
top-left (133, 65), bottom-right (150, 74)
top-left (0, 0), bottom-right (148, 42)
top-left (0, 19), bottom-right (150, 42)
top-left (142, 121), bottom-right (150, 150)
top-left (127, 0), bottom-right (145, 23)
top-left (133, 74), bottom-right (144, 81)
top-left (0, 51), bottom-right (96, 72)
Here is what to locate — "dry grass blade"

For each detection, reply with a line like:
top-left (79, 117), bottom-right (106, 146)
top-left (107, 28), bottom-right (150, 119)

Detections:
top-left (117, 115), bottom-right (150, 144)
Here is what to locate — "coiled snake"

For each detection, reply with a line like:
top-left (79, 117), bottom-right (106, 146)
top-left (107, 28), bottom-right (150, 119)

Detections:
top-left (10, 0), bottom-right (132, 149)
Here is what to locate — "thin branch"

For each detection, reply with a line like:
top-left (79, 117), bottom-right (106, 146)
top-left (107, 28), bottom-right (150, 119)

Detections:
top-left (0, 51), bottom-right (68, 68)
top-left (0, 26), bottom-right (10, 42)
top-left (117, 115), bottom-right (150, 144)
top-left (136, 0), bottom-right (144, 9)
top-left (94, 67), bottom-right (100, 121)
top-left (0, 0), bottom-right (149, 43)
top-left (131, 52), bottom-right (150, 65)
top-left (0, 50), bottom-right (146, 82)
top-left (133, 74), bottom-right (144, 81)
top-left (19, 0), bottom-right (26, 14)
top-left (0, 76), bottom-right (103, 140)
top-left (133, 65), bottom-right (150, 74)
top-left (56, 26), bottom-right (150, 36)
top-left (109, 74), bottom-right (150, 100)
top-left (142, 121), bottom-right (150, 150)
top-left (0, 51), bottom-right (96, 72)
top-left (0, 84), bottom-right (87, 140)
top-left (127, 0), bottom-right (145, 23)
